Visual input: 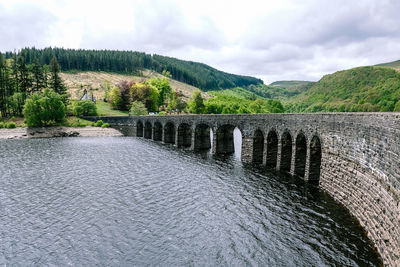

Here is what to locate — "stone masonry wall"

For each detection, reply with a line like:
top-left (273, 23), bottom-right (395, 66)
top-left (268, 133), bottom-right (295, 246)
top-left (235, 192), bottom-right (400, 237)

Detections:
top-left (85, 113), bottom-right (400, 266)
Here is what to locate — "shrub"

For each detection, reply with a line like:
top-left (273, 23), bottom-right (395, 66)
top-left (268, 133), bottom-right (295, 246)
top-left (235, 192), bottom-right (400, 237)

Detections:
top-left (94, 120), bottom-right (103, 127)
top-left (73, 119), bottom-right (89, 127)
top-left (130, 101), bottom-right (148, 115)
top-left (108, 81), bottom-right (133, 111)
top-left (23, 88), bottom-right (66, 127)
top-left (6, 122), bottom-right (16, 128)
top-left (0, 122), bottom-right (4, 128)
top-left (101, 123), bottom-right (110, 128)
top-left (73, 100), bottom-right (97, 116)
top-left (394, 101), bottom-right (400, 112)
top-left (130, 82), bottom-right (159, 112)
top-left (107, 86), bottom-right (123, 110)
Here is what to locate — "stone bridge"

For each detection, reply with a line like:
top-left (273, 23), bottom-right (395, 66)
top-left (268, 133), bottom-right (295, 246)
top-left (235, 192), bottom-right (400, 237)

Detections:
top-left (86, 113), bottom-right (400, 266)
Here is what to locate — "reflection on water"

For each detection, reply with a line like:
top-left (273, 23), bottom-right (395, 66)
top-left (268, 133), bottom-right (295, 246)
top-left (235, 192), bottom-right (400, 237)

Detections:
top-left (0, 137), bottom-right (381, 266)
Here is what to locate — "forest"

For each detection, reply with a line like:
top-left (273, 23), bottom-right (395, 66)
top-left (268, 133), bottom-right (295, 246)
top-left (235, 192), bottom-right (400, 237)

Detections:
top-left (0, 48), bottom-right (285, 123)
top-left (0, 50), bottom-right (67, 118)
top-left (3, 47), bottom-right (263, 91)
top-left (285, 66), bottom-right (400, 112)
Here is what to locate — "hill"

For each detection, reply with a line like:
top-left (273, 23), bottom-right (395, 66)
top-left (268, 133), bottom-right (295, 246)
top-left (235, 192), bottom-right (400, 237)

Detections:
top-left (285, 66), bottom-right (400, 112)
top-left (375, 59), bottom-right (400, 72)
top-left (245, 82), bottom-right (314, 100)
top-left (5, 47), bottom-right (263, 91)
top-left (61, 70), bottom-right (208, 101)
top-left (270, 80), bottom-right (315, 91)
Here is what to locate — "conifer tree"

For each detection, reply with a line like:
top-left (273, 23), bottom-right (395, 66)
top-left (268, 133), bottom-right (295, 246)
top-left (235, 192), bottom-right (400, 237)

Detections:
top-left (11, 52), bottom-right (19, 93)
top-left (17, 50), bottom-right (32, 95)
top-left (43, 64), bottom-right (49, 88)
top-left (49, 56), bottom-right (68, 104)
top-left (0, 54), bottom-right (7, 116)
top-left (31, 57), bottom-right (45, 92)
top-left (49, 56), bottom-right (66, 95)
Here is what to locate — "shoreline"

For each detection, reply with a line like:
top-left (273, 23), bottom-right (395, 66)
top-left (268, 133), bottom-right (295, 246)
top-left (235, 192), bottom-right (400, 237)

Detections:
top-left (0, 126), bottom-right (123, 139)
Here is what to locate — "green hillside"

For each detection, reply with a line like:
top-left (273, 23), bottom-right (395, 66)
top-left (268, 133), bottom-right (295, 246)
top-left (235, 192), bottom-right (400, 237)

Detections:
top-left (286, 66), bottom-right (400, 112)
top-left (375, 59), bottom-right (400, 72)
top-left (152, 54), bottom-right (262, 90)
top-left (205, 87), bottom-right (284, 114)
top-left (376, 59), bottom-right (400, 68)
top-left (270, 80), bottom-right (315, 90)
top-left (245, 83), bottom-right (312, 100)
top-left (4, 47), bottom-right (263, 91)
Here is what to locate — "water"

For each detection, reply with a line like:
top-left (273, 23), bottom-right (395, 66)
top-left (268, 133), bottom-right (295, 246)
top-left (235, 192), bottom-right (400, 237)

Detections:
top-left (0, 137), bottom-right (381, 266)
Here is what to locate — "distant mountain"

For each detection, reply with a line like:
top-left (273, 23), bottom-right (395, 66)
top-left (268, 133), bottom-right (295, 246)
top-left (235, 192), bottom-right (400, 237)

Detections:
top-left (285, 66), bottom-right (400, 112)
top-left (4, 47), bottom-right (263, 91)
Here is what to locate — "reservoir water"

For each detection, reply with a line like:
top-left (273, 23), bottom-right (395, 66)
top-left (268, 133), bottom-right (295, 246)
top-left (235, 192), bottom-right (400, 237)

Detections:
top-left (0, 137), bottom-right (381, 266)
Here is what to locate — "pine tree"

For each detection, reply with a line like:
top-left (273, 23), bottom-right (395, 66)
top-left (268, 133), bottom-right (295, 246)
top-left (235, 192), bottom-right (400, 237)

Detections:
top-left (17, 50), bottom-right (32, 95)
top-left (42, 64), bottom-right (49, 88)
top-left (0, 54), bottom-right (7, 116)
top-left (11, 52), bottom-right (19, 93)
top-left (49, 56), bottom-right (68, 104)
top-left (49, 56), bottom-right (66, 95)
top-left (31, 57), bottom-right (45, 92)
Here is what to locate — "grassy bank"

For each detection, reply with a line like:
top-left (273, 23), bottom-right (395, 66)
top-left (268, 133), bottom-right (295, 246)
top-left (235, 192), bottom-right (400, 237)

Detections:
top-left (95, 101), bottom-right (129, 116)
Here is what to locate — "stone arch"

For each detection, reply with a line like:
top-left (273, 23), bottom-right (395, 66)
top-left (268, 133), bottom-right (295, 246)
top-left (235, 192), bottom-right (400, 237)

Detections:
top-left (266, 130), bottom-right (278, 168)
top-left (136, 121), bottom-right (143, 137)
top-left (280, 130), bottom-right (292, 172)
top-left (153, 121), bottom-right (162, 141)
top-left (216, 124), bottom-right (236, 154)
top-left (164, 122), bottom-right (175, 144)
top-left (309, 135), bottom-right (322, 185)
top-left (252, 129), bottom-right (264, 164)
top-left (294, 132), bottom-right (307, 178)
top-left (144, 121), bottom-right (152, 139)
top-left (194, 124), bottom-right (211, 151)
top-left (178, 123), bottom-right (192, 148)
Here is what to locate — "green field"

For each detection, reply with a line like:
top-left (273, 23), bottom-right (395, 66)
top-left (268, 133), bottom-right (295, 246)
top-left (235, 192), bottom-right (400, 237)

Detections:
top-left (96, 101), bottom-right (129, 116)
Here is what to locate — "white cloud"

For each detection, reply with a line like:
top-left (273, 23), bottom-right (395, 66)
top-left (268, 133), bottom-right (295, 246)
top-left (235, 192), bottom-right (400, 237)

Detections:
top-left (0, 0), bottom-right (399, 83)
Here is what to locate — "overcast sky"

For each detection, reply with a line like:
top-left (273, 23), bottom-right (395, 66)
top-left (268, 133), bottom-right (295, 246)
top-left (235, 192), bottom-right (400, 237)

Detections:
top-left (1, 0), bottom-right (399, 83)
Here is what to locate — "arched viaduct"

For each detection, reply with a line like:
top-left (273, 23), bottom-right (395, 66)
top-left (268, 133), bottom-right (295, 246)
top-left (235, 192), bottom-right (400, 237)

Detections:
top-left (86, 113), bottom-right (400, 266)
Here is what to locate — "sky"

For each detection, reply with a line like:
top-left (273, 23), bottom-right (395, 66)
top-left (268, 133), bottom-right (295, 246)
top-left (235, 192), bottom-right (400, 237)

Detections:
top-left (1, 0), bottom-right (400, 84)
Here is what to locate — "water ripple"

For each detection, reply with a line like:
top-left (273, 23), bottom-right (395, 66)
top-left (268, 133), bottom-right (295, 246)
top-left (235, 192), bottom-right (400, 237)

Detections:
top-left (0, 137), bottom-right (381, 266)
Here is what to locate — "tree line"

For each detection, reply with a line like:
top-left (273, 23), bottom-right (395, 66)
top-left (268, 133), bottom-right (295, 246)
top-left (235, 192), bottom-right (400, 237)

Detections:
top-left (0, 50), bottom-right (67, 117)
top-left (106, 76), bottom-right (285, 116)
top-left (3, 47), bottom-right (263, 91)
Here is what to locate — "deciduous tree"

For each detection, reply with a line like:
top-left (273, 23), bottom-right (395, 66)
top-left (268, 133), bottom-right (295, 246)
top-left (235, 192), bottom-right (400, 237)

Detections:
top-left (23, 88), bottom-right (66, 126)
top-left (130, 101), bottom-right (148, 115)
top-left (188, 90), bottom-right (205, 114)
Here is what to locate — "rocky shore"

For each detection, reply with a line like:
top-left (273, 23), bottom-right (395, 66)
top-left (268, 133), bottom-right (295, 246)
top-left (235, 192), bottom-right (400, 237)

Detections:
top-left (0, 126), bottom-right (123, 139)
